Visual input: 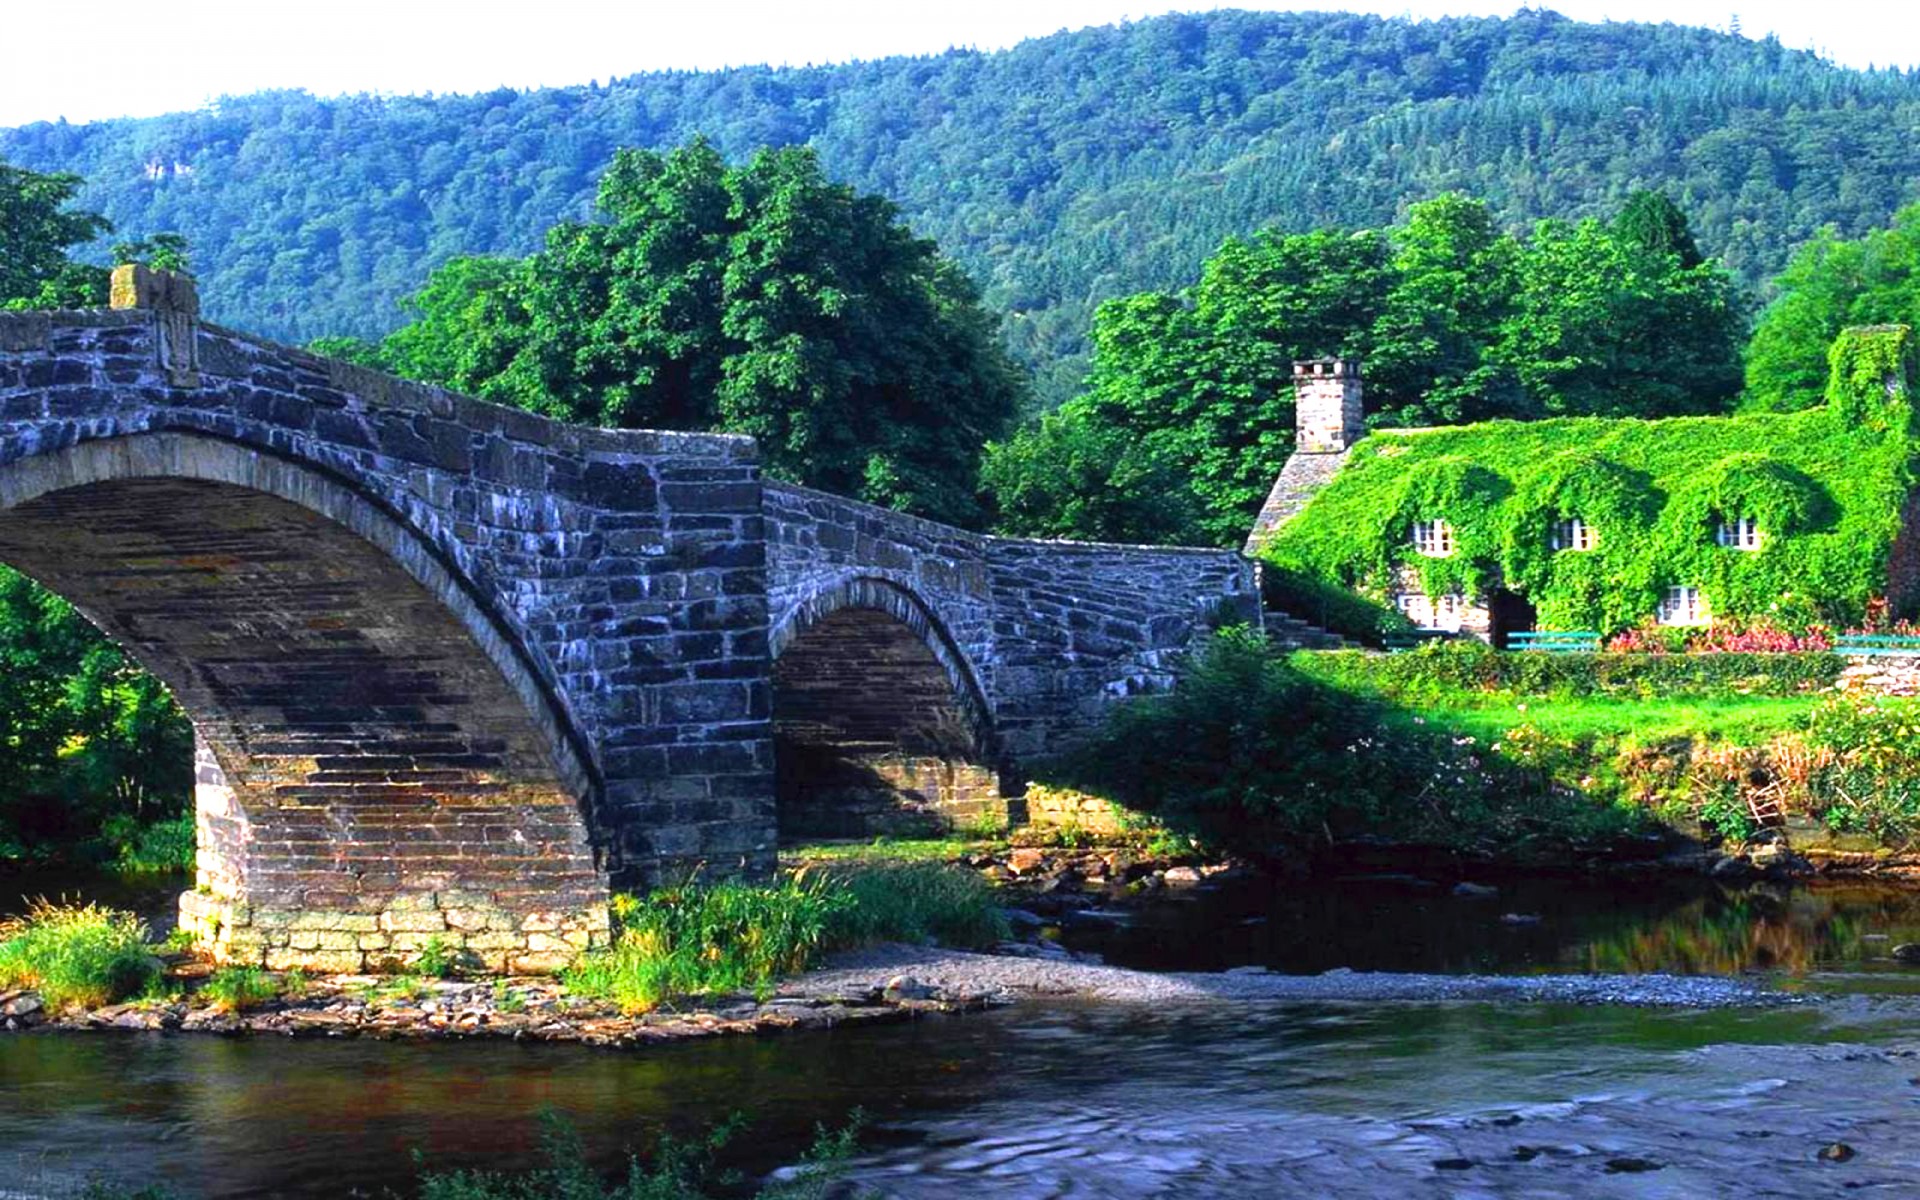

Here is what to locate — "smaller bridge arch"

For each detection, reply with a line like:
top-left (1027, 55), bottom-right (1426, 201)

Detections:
top-left (771, 575), bottom-right (1008, 839)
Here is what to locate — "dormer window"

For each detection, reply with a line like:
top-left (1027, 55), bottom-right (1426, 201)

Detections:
top-left (1716, 517), bottom-right (1761, 551)
top-left (1551, 518), bottom-right (1597, 552)
top-left (1658, 585), bottom-right (1709, 627)
top-left (1412, 519), bottom-right (1454, 558)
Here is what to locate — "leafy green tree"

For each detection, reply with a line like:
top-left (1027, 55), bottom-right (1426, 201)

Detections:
top-left (0, 161), bottom-right (112, 309)
top-left (358, 141), bottom-right (1022, 526)
top-left (0, 160), bottom-right (193, 858)
top-left (1494, 212), bottom-right (1744, 418)
top-left (1368, 194), bottom-right (1524, 426)
top-left (1745, 206), bottom-right (1920, 412)
top-left (987, 192), bottom-right (1743, 545)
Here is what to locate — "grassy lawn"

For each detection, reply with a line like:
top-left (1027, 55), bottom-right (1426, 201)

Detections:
top-left (778, 837), bottom-right (1002, 865)
top-left (1389, 694), bottom-right (1822, 745)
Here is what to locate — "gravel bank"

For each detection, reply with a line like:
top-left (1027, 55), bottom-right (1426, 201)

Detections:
top-left (790, 944), bottom-right (1807, 1008)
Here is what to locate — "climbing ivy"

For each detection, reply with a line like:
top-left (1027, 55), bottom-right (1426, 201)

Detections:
top-left (1264, 327), bottom-right (1919, 634)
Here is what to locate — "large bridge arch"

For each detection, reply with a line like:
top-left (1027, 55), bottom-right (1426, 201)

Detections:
top-left (0, 432), bottom-right (609, 972)
top-left (770, 575), bottom-right (1008, 839)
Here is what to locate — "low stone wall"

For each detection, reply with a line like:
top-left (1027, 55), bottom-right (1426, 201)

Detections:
top-left (178, 890), bottom-right (611, 975)
top-left (1838, 654), bottom-right (1920, 697)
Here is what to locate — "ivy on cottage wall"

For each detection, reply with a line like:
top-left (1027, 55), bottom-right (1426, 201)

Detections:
top-left (1264, 326), bottom-right (1920, 634)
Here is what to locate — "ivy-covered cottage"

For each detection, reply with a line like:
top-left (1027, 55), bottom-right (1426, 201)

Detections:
top-left (1246, 326), bottom-right (1920, 642)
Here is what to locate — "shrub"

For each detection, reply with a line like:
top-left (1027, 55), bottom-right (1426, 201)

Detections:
top-left (565, 862), bottom-right (1005, 1014)
top-left (0, 901), bottom-right (157, 1009)
top-left (415, 935), bottom-right (459, 979)
top-left (199, 965), bottom-right (279, 1013)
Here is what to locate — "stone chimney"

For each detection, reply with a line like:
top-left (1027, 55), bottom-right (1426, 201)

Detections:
top-left (110, 263), bottom-right (200, 388)
top-left (1293, 358), bottom-right (1363, 453)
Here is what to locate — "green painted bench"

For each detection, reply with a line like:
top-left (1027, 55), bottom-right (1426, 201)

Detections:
top-left (1835, 634), bottom-right (1920, 656)
top-left (1508, 630), bottom-right (1602, 653)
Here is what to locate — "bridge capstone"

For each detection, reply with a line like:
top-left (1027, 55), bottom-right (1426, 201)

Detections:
top-left (0, 279), bottom-right (1256, 972)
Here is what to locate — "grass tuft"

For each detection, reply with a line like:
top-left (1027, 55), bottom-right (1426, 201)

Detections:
top-left (565, 862), bottom-right (1007, 1015)
top-left (0, 900), bottom-right (157, 1009)
top-left (815, 861), bottom-right (1009, 950)
top-left (198, 965), bottom-right (280, 1013)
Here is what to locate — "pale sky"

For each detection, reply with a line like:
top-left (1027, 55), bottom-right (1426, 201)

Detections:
top-left (1, 0), bottom-right (1912, 128)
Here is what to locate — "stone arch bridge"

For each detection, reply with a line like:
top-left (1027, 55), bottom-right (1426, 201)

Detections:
top-left (0, 274), bottom-right (1256, 971)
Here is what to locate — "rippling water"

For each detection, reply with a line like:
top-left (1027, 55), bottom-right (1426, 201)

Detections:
top-left (5, 1000), bottom-right (1920, 1197)
top-left (10, 869), bottom-right (1920, 1196)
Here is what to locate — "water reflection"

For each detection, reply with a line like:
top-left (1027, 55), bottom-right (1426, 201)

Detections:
top-left (1059, 875), bottom-right (1920, 978)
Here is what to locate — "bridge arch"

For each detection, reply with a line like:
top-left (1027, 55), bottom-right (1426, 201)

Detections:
top-left (769, 575), bottom-right (1007, 839)
top-left (0, 431), bottom-right (608, 971)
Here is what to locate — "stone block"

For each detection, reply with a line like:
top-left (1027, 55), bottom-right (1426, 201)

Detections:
top-left (379, 910), bottom-right (449, 933)
top-left (444, 908), bottom-right (490, 932)
top-left (508, 951), bottom-right (576, 975)
top-left (266, 949), bottom-right (365, 973)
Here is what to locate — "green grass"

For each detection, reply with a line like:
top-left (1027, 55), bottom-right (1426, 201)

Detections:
top-left (564, 862), bottom-right (1008, 1015)
top-left (779, 836), bottom-right (1000, 865)
top-left (0, 901), bottom-right (158, 1009)
top-left (815, 861), bottom-right (1009, 950)
top-left (1399, 695), bottom-right (1823, 745)
top-left (198, 965), bottom-right (280, 1013)
top-left (564, 877), bottom-right (846, 1014)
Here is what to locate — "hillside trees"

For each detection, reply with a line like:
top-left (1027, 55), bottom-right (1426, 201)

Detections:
top-left (349, 141), bottom-right (1023, 526)
top-left (985, 192), bottom-right (1745, 546)
top-left (7, 10), bottom-right (1920, 403)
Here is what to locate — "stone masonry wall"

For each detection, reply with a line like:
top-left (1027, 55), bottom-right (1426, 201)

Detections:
top-left (765, 481), bottom-right (1260, 767)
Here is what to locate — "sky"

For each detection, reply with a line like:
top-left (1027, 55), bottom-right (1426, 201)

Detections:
top-left (1, 0), bottom-right (1913, 128)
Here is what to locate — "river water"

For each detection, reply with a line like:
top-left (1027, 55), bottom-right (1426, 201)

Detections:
top-left (8, 870), bottom-right (1920, 1197)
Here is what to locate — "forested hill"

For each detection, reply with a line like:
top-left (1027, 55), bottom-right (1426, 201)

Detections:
top-left (7, 8), bottom-right (1920, 402)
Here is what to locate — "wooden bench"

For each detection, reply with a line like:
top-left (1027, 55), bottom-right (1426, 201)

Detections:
top-left (1835, 634), bottom-right (1920, 657)
top-left (1508, 630), bottom-right (1602, 653)
top-left (1382, 629), bottom-right (1454, 653)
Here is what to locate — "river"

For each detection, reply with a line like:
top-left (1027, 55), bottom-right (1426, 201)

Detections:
top-left (7, 869), bottom-right (1920, 1197)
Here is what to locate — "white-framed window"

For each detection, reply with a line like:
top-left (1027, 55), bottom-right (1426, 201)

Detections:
top-left (1551, 518), bottom-right (1597, 552)
top-left (1411, 519), bottom-right (1454, 558)
top-left (1396, 591), bottom-right (1464, 632)
top-left (1657, 585), bottom-right (1709, 627)
top-left (1716, 516), bottom-right (1761, 551)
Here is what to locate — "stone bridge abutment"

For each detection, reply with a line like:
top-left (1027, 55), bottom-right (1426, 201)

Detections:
top-left (0, 272), bottom-right (1256, 971)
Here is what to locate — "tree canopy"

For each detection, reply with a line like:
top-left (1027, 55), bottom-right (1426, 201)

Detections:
top-left (984, 192), bottom-right (1746, 547)
top-left (1745, 205), bottom-right (1920, 413)
top-left (336, 141), bottom-right (1023, 527)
